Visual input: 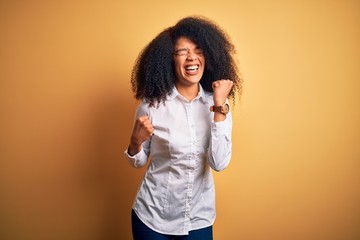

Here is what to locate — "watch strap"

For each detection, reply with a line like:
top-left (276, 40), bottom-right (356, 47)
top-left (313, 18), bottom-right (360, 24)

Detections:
top-left (210, 105), bottom-right (223, 112)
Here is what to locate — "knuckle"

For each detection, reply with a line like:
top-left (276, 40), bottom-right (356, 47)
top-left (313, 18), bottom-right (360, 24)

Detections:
top-left (139, 115), bottom-right (148, 121)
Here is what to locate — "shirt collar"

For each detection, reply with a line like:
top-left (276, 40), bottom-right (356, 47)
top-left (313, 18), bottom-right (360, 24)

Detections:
top-left (167, 84), bottom-right (209, 104)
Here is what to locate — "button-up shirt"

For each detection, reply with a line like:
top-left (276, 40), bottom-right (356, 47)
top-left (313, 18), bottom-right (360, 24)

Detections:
top-left (124, 84), bottom-right (232, 235)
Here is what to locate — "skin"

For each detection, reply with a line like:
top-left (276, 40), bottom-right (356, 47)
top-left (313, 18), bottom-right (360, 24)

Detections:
top-left (128, 37), bottom-right (233, 156)
top-left (173, 36), bottom-right (205, 101)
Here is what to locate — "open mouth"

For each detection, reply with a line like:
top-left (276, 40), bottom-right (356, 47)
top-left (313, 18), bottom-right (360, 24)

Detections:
top-left (185, 64), bottom-right (199, 74)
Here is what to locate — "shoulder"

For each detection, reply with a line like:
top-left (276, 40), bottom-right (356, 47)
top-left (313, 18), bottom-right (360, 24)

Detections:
top-left (135, 100), bottom-right (169, 119)
top-left (135, 101), bottom-right (151, 118)
top-left (202, 88), bottom-right (214, 105)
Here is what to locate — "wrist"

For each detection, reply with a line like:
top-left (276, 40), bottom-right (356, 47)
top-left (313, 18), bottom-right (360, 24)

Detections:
top-left (130, 134), bottom-right (143, 145)
top-left (128, 142), bottom-right (142, 156)
top-left (214, 112), bottom-right (227, 122)
top-left (129, 135), bottom-right (142, 149)
top-left (213, 98), bottom-right (226, 106)
top-left (210, 102), bottom-right (230, 115)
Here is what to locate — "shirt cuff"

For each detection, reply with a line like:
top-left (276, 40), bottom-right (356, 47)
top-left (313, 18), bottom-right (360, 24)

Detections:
top-left (124, 147), bottom-right (148, 168)
top-left (124, 147), bottom-right (144, 158)
top-left (211, 119), bottom-right (227, 136)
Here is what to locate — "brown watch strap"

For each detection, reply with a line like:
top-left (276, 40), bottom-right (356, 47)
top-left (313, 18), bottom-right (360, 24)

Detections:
top-left (211, 105), bottom-right (222, 112)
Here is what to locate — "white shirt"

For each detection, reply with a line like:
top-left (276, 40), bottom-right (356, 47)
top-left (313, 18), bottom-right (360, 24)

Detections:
top-left (124, 84), bottom-right (232, 235)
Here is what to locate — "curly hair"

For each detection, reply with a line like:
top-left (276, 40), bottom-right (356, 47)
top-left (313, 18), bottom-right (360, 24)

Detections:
top-left (131, 16), bottom-right (242, 107)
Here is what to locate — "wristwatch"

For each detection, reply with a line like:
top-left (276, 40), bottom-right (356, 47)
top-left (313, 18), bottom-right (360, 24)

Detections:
top-left (210, 102), bottom-right (230, 115)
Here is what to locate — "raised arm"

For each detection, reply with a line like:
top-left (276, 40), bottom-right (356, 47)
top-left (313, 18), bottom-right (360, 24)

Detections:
top-left (208, 79), bottom-right (234, 171)
top-left (124, 104), bottom-right (153, 168)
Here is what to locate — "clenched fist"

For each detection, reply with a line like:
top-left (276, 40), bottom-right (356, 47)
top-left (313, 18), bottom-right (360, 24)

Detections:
top-left (212, 79), bottom-right (233, 105)
top-left (128, 115), bottom-right (154, 156)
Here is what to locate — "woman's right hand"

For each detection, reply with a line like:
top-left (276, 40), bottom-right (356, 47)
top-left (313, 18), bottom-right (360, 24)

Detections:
top-left (128, 115), bottom-right (154, 156)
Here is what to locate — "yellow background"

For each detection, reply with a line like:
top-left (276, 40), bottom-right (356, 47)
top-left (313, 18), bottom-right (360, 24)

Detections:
top-left (1, 0), bottom-right (359, 239)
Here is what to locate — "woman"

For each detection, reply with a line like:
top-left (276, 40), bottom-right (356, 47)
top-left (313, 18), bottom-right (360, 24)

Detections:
top-left (124, 16), bottom-right (242, 239)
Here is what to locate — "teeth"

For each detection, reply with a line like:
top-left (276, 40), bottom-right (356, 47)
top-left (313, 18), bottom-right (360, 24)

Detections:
top-left (185, 65), bottom-right (198, 70)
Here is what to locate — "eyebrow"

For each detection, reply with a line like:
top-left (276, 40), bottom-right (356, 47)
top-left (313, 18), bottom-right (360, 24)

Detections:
top-left (174, 47), bottom-right (202, 52)
top-left (174, 48), bottom-right (188, 53)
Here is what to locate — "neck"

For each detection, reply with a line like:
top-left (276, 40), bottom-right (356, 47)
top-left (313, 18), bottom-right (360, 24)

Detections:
top-left (175, 83), bottom-right (199, 102)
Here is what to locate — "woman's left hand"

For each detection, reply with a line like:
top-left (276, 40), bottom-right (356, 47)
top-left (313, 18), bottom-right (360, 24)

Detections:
top-left (212, 79), bottom-right (233, 105)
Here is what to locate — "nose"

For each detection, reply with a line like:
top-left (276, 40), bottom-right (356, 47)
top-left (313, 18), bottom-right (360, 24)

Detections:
top-left (186, 51), bottom-right (198, 61)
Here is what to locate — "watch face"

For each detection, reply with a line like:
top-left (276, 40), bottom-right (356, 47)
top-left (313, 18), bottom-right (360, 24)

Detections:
top-left (222, 103), bottom-right (230, 114)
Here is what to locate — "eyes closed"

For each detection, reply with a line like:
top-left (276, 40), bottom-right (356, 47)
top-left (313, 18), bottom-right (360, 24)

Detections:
top-left (174, 47), bottom-right (204, 57)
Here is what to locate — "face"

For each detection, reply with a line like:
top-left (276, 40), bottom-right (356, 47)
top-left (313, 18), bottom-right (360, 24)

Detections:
top-left (173, 37), bottom-right (205, 88)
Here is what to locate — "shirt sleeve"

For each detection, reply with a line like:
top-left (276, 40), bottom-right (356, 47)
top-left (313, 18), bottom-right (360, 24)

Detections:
top-left (123, 102), bottom-right (151, 168)
top-left (208, 110), bottom-right (233, 171)
top-left (124, 140), bottom-right (150, 168)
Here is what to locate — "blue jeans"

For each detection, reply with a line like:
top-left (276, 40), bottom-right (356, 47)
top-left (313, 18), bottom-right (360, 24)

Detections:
top-left (132, 210), bottom-right (213, 240)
